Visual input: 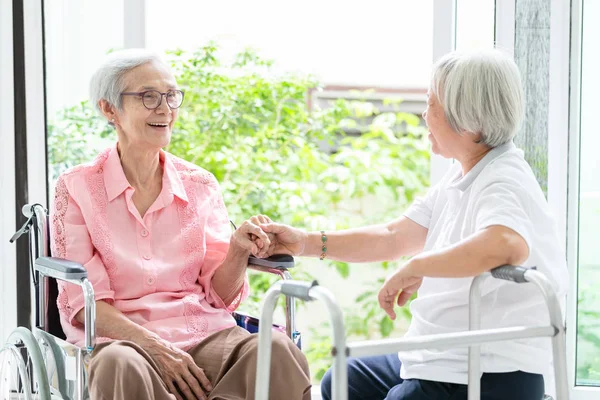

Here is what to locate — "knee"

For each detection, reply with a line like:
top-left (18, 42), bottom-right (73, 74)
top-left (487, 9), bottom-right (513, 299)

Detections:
top-left (257, 331), bottom-right (309, 376)
top-left (320, 368), bottom-right (332, 400)
top-left (270, 332), bottom-right (304, 364)
top-left (89, 342), bottom-right (143, 384)
top-left (320, 358), bottom-right (362, 400)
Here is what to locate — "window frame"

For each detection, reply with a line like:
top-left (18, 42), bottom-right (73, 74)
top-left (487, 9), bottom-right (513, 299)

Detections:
top-left (564, 0), bottom-right (600, 397)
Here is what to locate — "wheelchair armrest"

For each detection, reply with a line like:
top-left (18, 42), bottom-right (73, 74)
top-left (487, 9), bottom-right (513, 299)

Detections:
top-left (248, 254), bottom-right (294, 270)
top-left (35, 256), bottom-right (88, 282)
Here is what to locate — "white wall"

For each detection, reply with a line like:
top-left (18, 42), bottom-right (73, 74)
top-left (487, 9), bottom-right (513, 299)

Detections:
top-left (0, 0), bottom-right (17, 344)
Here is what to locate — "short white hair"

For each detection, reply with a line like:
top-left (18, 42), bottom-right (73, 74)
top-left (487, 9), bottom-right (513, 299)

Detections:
top-left (89, 48), bottom-right (169, 113)
top-left (431, 49), bottom-right (525, 148)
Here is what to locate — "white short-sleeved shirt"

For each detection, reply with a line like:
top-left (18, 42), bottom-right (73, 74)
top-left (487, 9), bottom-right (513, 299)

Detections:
top-left (400, 141), bottom-right (568, 385)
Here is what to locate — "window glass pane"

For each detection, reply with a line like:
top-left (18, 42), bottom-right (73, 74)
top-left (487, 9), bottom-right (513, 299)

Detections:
top-left (44, 0), bottom-right (123, 185)
top-left (455, 0), bottom-right (495, 51)
top-left (146, 0), bottom-right (433, 384)
top-left (576, 0), bottom-right (600, 386)
top-left (146, 0), bottom-right (433, 88)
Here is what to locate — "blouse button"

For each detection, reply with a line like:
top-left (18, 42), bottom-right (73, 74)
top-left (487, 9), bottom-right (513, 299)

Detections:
top-left (141, 229), bottom-right (149, 237)
top-left (147, 276), bottom-right (155, 285)
top-left (143, 255), bottom-right (152, 260)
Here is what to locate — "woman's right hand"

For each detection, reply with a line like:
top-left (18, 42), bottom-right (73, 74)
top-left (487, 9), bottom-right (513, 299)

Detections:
top-left (142, 335), bottom-right (212, 400)
top-left (259, 222), bottom-right (307, 257)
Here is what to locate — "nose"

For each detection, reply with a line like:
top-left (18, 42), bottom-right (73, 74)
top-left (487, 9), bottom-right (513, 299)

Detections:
top-left (155, 95), bottom-right (172, 115)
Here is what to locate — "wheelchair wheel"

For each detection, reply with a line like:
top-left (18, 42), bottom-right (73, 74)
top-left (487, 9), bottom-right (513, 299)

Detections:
top-left (33, 330), bottom-right (73, 400)
top-left (0, 327), bottom-right (51, 400)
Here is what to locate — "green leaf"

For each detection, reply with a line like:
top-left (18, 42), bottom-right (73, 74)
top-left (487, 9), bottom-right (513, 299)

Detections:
top-left (380, 316), bottom-right (394, 337)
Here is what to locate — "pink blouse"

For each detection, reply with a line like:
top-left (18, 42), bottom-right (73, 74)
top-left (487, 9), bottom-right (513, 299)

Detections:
top-left (50, 144), bottom-right (249, 350)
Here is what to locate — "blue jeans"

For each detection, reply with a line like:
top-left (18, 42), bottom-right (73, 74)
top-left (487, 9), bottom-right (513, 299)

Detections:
top-left (320, 354), bottom-right (545, 400)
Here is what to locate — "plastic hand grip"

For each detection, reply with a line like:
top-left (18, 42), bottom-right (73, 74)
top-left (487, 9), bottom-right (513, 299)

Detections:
top-left (248, 254), bottom-right (295, 269)
top-left (490, 265), bottom-right (531, 283)
top-left (280, 280), bottom-right (319, 301)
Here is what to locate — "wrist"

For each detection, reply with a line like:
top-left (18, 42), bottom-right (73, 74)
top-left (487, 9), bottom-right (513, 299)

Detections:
top-left (136, 329), bottom-right (163, 348)
top-left (305, 231), bottom-right (324, 258)
top-left (405, 256), bottom-right (425, 277)
top-left (229, 236), bottom-right (252, 258)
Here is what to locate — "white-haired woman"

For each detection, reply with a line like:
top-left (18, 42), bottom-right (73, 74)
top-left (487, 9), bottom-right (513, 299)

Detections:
top-left (259, 49), bottom-right (568, 399)
top-left (51, 49), bottom-right (311, 400)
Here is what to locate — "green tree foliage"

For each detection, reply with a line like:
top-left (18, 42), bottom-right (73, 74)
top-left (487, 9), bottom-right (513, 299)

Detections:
top-left (47, 44), bottom-right (430, 381)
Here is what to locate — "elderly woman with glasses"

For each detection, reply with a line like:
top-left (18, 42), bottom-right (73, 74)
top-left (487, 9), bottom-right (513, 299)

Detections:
top-left (258, 49), bottom-right (568, 400)
top-left (51, 49), bottom-right (311, 400)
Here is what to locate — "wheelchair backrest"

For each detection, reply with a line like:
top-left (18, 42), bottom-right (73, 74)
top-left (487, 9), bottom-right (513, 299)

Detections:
top-left (23, 204), bottom-right (67, 340)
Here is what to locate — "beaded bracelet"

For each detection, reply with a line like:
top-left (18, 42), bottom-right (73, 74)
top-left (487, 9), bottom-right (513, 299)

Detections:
top-left (319, 230), bottom-right (327, 260)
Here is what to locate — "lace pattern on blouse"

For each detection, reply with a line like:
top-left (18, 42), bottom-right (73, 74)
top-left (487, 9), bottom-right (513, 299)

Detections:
top-left (53, 151), bottom-right (111, 318)
top-left (182, 293), bottom-right (209, 340)
top-left (173, 158), bottom-right (229, 338)
top-left (83, 150), bottom-right (119, 289)
top-left (53, 176), bottom-right (74, 317)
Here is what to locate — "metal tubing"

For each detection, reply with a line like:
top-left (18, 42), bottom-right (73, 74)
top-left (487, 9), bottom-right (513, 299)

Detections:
top-left (32, 204), bottom-right (49, 332)
top-left (255, 283), bottom-right (347, 400)
top-left (38, 274), bottom-right (48, 331)
top-left (307, 286), bottom-right (348, 400)
top-left (76, 350), bottom-right (84, 400)
top-left (246, 264), bottom-right (297, 340)
top-left (523, 270), bottom-right (569, 399)
top-left (31, 204), bottom-right (49, 258)
top-left (283, 270), bottom-right (297, 339)
top-left (468, 274), bottom-right (487, 399)
top-left (347, 326), bottom-right (555, 358)
top-left (255, 281), bottom-right (282, 400)
top-left (81, 278), bottom-right (96, 350)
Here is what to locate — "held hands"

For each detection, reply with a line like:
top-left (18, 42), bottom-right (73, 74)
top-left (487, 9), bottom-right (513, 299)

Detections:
top-left (232, 215), bottom-right (307, 259)
top-left (378, 260), bottom-right (423, 320)
top-left (258, 222), bottom-right (307, 257)
top-left (230, 215), bottom-right (274, 258)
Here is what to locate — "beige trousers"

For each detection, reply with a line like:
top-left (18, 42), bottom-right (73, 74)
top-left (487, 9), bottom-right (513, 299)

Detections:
top-left (88, 326), bottom-right (311, 400)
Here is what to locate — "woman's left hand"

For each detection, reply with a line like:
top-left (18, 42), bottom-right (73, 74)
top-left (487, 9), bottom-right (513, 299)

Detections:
top-left (231, 215), bottom-right (273, 258)
top-left (378, 261), bottom-right (423, 320)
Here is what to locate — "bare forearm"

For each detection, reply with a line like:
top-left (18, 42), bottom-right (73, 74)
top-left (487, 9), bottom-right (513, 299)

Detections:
top-left (74, 300), bottom-right (159, 345)
top-left (302, 217), bottom-right (427, 263)
top-left (406, 225), bottom-right (529, 278)
top-left (211, 245), bottom-right (249, 306)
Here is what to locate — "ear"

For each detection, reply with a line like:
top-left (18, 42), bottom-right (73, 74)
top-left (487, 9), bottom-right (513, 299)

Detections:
top-left (98, 99), bottom-right (118, 126)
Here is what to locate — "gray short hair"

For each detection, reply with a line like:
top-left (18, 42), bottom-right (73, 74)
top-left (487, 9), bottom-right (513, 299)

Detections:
top-left (89, 48), bottom-right (168, 113)
top-left (431, 49), bottom-right (525, 148)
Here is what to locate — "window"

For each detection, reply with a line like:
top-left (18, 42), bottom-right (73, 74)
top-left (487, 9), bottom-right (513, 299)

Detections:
top-left (44, 0), bottom-right (124, 186)
top-left (574, 0), bottom-right (600, 388)
top-left (455, 0), bottom-right (495, 51)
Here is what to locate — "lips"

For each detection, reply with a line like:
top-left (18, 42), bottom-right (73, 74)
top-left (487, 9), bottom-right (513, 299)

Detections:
top-left (148, 122), bottom-right (169, 127)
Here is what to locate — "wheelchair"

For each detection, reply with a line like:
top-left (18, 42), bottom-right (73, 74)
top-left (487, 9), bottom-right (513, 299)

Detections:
top-left (2, 203), bottom-right (300, 400)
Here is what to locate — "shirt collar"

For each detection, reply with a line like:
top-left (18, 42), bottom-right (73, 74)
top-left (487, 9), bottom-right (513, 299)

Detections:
top-left (161, 151), bottom-right (188, 203)
top-left (103, 144), bottom-right (189, 203)
top-left (448, 141), bottom-right (515, 192)
top-left (104, 145), bottom-right (131, 202)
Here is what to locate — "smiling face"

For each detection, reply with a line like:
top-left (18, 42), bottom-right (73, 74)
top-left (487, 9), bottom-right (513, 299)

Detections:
top-left (100, 61), bottom-right (180, 151)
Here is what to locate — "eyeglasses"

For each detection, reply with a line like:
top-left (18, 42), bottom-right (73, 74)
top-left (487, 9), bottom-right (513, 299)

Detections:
top-left (120, 89), bottom-right (185, 110)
